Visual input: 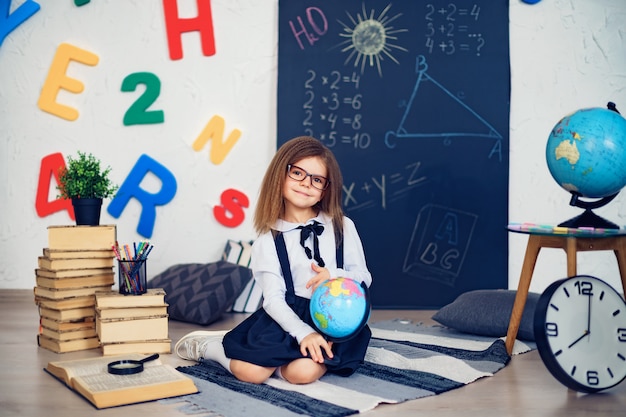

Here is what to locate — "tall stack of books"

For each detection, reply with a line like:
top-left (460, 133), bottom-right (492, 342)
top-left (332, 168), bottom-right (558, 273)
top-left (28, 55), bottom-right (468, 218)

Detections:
top-left (35, 225), bottom-right (117, 353)
top-left (95, 288), bottom-right (171, 355)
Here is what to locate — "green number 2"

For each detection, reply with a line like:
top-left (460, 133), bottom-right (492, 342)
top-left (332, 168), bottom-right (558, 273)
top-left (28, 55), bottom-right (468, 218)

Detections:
top-left (121, 72), bottom-right (165, 125)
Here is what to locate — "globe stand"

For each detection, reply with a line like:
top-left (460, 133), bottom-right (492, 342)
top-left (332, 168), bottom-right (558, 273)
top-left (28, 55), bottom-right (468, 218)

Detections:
top-left (558, 192), bottom-right (620, 229)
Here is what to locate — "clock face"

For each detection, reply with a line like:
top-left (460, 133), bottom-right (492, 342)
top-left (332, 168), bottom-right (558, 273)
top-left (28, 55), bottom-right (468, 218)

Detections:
top-left (534, 275), bottom-right (626, 393)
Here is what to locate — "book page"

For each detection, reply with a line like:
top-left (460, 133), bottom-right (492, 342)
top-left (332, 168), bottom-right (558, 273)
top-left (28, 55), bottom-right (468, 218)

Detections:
top-left (72, 364), bottom-right (191, 393)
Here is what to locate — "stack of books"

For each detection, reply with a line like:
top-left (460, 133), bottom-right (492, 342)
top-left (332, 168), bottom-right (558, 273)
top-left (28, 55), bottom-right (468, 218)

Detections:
top-left (95, 288), bottom-right (171, 355)
top-left (35, 225), bottom-right (117, 353)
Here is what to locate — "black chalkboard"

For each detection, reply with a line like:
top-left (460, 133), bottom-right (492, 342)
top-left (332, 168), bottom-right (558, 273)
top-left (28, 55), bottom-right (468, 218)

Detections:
top-left (277, 0), bottom-right (510, 308)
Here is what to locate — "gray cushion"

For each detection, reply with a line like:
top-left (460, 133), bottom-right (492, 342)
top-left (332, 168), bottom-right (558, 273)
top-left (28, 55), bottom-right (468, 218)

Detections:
top-left (431, 289), bottom-right (540, 341)
top-left (148, 261), bottom-right (252, 325)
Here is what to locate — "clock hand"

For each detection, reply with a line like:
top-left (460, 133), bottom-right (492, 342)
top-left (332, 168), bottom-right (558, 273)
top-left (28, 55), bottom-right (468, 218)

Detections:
top-left (586, 292), bottom-right (592, 333)
top-left (567, 330), bottom-right (590, 349)
top-left (568, 293), bottom-right (593, 349)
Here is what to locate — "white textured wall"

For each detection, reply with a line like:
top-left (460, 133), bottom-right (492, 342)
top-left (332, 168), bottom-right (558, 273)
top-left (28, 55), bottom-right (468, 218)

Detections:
top-left (509, 0), bottom-right (626, 294)
top-left (1, 0), bottom-right (625, 297)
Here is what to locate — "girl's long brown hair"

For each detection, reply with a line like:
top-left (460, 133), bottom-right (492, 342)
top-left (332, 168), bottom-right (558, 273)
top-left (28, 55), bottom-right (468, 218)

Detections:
top-left (254, 136), bottom-right (344, 246)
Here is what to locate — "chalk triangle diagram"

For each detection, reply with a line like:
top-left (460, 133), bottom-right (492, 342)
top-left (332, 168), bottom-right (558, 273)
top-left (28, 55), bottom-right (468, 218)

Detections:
top-left (385, 55), bottom-right (502, 149)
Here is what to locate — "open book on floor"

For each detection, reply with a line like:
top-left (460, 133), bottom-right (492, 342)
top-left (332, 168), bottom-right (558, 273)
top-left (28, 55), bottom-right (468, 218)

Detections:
top-left (44, 353), bottom-right (198, 409)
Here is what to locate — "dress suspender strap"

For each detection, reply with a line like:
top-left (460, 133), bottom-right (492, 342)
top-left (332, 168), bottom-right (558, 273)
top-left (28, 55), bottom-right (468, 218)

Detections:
top-left (272, 229), bottom-right (344, 306)
top-left (273, 231), bottom-right (296, 305)
top-left (335, 237), bottom-right (343, 269)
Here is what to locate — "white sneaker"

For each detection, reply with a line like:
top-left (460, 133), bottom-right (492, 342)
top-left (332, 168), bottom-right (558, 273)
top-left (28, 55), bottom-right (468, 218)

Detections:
top-left (174, 330), bottom-right (229, 361)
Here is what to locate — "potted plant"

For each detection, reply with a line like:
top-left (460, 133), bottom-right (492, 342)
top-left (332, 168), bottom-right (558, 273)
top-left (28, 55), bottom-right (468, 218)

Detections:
top-left (57, 151), bottom-right (119, 226)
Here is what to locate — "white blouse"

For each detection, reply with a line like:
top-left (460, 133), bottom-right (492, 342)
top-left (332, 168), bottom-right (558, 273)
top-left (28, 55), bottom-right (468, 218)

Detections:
top-left (250, 212), bottom-right (372, 343)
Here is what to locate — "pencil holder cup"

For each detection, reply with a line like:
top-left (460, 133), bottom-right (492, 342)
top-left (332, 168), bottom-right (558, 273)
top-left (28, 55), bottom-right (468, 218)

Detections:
top-left (118, 260), bottom-right (147, 295)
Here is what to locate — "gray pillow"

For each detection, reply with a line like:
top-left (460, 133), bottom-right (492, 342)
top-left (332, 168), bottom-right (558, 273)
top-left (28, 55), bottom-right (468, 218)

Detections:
top-left (431, 289), bottom-right (540, 341)
top-left (148, 261), bottom-right (252, 325)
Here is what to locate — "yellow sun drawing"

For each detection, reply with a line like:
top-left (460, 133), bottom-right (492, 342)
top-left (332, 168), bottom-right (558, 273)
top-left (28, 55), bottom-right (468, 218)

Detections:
top-left (336, 3), bottom-right (408, 77)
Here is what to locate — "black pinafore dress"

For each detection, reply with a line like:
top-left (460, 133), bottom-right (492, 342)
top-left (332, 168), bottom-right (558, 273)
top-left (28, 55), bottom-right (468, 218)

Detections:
top-left (222, 230), bottom-right (371, 377)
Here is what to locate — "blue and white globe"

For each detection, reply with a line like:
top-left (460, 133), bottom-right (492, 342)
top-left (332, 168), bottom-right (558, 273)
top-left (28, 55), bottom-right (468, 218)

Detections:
top-left (546, 107), bottom-right (626, 199)
top-left (309, 277), bottom-right (370, 341)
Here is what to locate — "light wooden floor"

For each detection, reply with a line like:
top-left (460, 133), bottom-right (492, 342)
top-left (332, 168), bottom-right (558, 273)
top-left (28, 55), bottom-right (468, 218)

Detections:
top-left (1, 289), bottom-right (625, 417)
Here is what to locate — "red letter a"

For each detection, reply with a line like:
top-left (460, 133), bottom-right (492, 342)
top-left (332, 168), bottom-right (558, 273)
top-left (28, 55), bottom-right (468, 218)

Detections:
top-left (35, 153), bottom-right (75, 220)
top-left (162, 0), bottom-right (216, 60)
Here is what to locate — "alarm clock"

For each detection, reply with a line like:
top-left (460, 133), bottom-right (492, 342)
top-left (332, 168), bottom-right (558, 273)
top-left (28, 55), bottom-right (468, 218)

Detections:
top-left (534, 275), bottom-right (626, 393)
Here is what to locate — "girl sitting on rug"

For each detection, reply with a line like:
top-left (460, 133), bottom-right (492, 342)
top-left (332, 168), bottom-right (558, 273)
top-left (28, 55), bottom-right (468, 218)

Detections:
top-left (175, 136), bottom-right (373, 385)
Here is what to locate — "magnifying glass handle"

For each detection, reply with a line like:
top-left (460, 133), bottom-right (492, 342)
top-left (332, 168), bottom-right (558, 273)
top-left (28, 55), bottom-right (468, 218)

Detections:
top-left (139, 353), bottom-right (160, 364)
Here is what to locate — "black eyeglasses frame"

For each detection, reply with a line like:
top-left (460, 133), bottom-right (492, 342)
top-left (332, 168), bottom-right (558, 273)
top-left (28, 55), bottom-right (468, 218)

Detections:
top-left (286, 164), bottom-right (330, 190)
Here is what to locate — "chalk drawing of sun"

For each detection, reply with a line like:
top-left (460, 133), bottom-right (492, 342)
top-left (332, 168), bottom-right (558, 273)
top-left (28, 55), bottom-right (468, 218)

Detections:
top-left (336, 3), bottom-right (408, 77)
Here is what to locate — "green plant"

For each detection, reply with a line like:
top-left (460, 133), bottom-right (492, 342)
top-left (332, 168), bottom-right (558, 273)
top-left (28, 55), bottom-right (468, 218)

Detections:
top-left (57, 151), bottom-right (119, 199)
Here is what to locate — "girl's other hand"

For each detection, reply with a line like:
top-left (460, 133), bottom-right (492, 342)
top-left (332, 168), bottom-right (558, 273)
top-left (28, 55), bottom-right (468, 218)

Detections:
top-left (306, 262), bottom-right (331, 293)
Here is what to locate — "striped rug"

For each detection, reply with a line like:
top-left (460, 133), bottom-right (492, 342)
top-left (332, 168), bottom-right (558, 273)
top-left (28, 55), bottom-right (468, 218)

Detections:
top-left (166, 321), bottom-right (534, 417)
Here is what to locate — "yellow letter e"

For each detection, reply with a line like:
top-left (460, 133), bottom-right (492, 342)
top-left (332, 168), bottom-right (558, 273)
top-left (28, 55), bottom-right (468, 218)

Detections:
top-left (37, 43), bottom-right (99, 121)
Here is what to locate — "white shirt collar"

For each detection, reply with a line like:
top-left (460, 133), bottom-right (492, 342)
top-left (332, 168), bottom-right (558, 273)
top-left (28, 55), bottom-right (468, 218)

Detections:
top-left (273, 212), bottom-right (331, 232)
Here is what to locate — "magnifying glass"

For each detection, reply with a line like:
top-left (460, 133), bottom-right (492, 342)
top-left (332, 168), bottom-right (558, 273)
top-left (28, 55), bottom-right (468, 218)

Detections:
top-left (107, 353), bottom-right (160, 375)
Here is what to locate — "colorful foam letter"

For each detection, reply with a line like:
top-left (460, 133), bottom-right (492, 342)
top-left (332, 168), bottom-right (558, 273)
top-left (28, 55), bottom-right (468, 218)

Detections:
top-left (214, 188), bottom-right (249, 228)
top-left (35, 152), bottom-right (75, 220)
top-left (107, 154), bottom-right (177, 238)
top-left (37, 42), bottom-right (99, 121)
top-left (121, 72), bottom-right (165, 125)
top-left (192, 115), bottom-right (242, 165)
top-left (162, 0), bottom-right (216, 60)
top-left (0, 0), bottom-right (40, 47)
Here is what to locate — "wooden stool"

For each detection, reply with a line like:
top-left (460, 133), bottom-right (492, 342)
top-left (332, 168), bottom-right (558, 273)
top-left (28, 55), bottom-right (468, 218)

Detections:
top-left (505, 228), bottom-right (626, 355)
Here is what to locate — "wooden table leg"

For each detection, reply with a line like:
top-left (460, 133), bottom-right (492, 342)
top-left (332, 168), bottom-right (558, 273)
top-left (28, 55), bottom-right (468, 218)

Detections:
top-left (506, 235), bottom-right (542, 355)
top-left (613, 237), bottom-right (626, 299)
top-left (565, 237), bottom-right (577, 277)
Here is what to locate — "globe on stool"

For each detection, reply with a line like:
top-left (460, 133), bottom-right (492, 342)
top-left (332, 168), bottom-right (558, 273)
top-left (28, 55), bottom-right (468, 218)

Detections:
top-left (309, 277), bottom-right (371, 342)
top-left (545, 102), bottom-right (626, 229)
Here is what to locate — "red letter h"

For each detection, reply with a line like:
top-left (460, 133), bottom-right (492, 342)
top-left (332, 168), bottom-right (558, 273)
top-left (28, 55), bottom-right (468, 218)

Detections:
top-left (163, 0), bottom-right (216, 60)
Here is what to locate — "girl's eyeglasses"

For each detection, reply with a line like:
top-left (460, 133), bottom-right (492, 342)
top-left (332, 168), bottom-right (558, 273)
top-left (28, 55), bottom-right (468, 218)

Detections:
top-left (286, 164), bottom-right (329, 190)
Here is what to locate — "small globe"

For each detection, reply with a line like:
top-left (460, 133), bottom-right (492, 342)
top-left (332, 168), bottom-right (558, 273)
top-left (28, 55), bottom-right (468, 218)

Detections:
top-left (546, 107), bottom-right (626, 199)
top-left (309, 277), bottom-right (370, 341)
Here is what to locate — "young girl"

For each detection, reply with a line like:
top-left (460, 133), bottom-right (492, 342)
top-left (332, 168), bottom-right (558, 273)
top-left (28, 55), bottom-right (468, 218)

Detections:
top-left (175, 136), bottom-right (372, 385)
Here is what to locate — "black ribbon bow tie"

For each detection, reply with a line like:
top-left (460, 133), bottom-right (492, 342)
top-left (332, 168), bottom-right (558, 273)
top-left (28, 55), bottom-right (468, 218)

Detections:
top-left (297, 221), bottom-right (325, 267)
